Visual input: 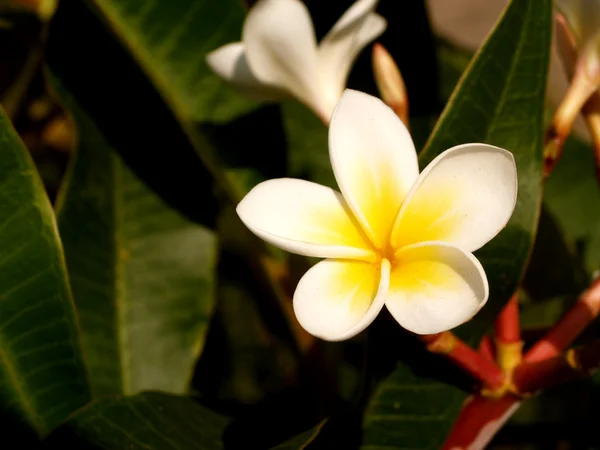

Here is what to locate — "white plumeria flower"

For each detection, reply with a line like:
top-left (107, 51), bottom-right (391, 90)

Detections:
top-left (555, 0), bottom-right (600, 81)
top-left (237, 90), bottom-right (518, 341)
top-left (206, 0), bottom-right (386, 123)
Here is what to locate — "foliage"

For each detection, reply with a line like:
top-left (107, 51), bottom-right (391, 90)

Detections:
top-left (0, 0), bottom-right (598, 448)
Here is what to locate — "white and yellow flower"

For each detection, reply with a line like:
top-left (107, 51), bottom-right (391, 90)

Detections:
top-left (206, 0), bottom-right (386, 123)
top-left (237, 90), bottom-right (518, 341)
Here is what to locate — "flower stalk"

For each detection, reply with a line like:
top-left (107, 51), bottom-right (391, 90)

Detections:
top-left (478, 335), bottom-right (496, 363)
top-left (514, 340), bottom-right (600, 394)
top-left (580, 95), bottom-right (600, 183)
top-left (442, 395), bottom-right (521, 450)
top-left (421, 332), bottom-right (506, 391)
top-left (494, 293), bottom-right (523, 373)
top-left (543, 70), bottom-right (599, 177)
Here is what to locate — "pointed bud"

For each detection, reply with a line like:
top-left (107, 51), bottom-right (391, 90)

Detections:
top-left (372, 43), bottom-right (409, 126)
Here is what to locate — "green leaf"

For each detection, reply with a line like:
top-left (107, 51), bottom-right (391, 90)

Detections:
top-left (522, 206), bottom-right (587, 304)
top-left (77, 0), bottom-right (281, 199)
top-left (89, 0), bottom-right (256, 123)
top-left (0, 109), bottom-right (90, 439)
top-left (43, 392), bottom-right (228, 449)
top-left (50, 76), bottom-right (217, 398)
top-left (283, 102), bottom-right (332, 189)
top-left (544, 135), bottom-right (600, 275)
top-left (363, 0), bottom-right (552, 448)
top-left (270, 420), bottom-right (326, 450)
top-left (362, 359), bottom-right (466, 449)
top-left (193, 204), bottom-right (297, 405)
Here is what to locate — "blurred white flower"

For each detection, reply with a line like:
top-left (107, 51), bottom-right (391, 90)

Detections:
top-left (236, 90), bottom-right (518, 341)
top-left (206, 0), bottom-right (386, 123)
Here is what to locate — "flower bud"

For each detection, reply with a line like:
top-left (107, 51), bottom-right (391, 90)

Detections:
top-left (372, 43), bottom-right (408, 126)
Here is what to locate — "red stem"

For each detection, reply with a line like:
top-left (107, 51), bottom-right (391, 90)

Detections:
top-left (478, 335), bottom-right (496, 363)
top-left (524, 277), bottom-right (600, 363)
top-left (442, 394), bottom-right (521, 450)
top-left (495, 293), bottom-right (520, 344)
top-left (515, 339), bottom-right (600, 393)
top-left (421, 332), bottom-right (505, 390)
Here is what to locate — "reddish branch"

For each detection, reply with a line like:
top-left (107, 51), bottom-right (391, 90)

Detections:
top-left (421, 332), bottom-right (505, 391)
top-left (494, 294), bottom-right (523, 373)
top-left (495, 294), bottom-right (520, 344)
top-left (478, 335), bottom-right (496, 363)
top-left (440, 272), bottom-right (600, 449)
top-left (524, 276), bottom-right (600, 363)
top-left (441, 339), bottom-right (600, 449)
top-left (442, 394), bottom-right (521, 450)
top-left (515, 340), bottom-right (600, 393)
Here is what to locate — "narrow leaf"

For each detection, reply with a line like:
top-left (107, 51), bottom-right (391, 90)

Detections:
top-left (43, 392), bottom-right (228, 449)
top-left (90, 0), bottom-right (255, 123)
top-left (51, 77), bottom-right (217, 397)
top-left (0, 109), bottom-right (90, 439)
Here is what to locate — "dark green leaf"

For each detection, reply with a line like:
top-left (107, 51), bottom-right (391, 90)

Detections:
top-left (90, 0), bottom-right (256, 123)
top-left (363, 0), bottom-right (552, 448)
top-left (522, 206), bottom-right (587, 304)
top-left (46, 0), bottom-right (221, 229)
top-left (362, 361), bottom-right (465, 449)
top-left (0, 109), bottom-right (90, 439)
top-left (50, 76), bottom-right (217, 397)
top-left (81, 0), bottom-right (285, 199)
top-left (43, 392), bottom-right (228, 449)
top-left (545, 135), bottom-right (600, 274)
top-left (45, 0), bottom-right (302, 387)
top-left (283, 102), bottom-right (332, 189)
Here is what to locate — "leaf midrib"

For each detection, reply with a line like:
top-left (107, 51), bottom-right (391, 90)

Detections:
top-left (113, 155), bottom-right (130, 395)
top-left (421, 0), bottom-right (533, 159)
top-left (483, 0), bottom-right (534, 142)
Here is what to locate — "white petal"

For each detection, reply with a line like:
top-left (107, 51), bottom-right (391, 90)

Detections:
top-left (329, 89), bottom-right (419, 249)
top-left (236, 178), bottom-right (374, 260)
top-left (242, 0), bottom-right (325, 118)
top-left (318, 0), bottom-right (387, 110)
top-left (294, 258), bottom-right (390, 341)
top-left (206, 43), bottom-right (288, 101)
top-left (386, 242), bottom-right (488, 335)
top-left (391, 144), bottom-right (517, 253)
